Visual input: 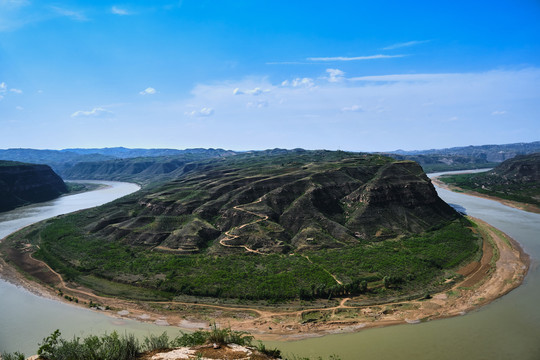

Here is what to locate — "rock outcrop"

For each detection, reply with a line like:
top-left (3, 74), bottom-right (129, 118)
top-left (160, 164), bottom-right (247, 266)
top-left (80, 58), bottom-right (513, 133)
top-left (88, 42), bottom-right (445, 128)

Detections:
top-left (0, 161), bottom-right (68, 212)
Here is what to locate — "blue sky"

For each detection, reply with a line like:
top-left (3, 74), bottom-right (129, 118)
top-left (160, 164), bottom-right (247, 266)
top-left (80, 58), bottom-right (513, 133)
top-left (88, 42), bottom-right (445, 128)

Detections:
top-left (1, 0), bottom-right (539, 151)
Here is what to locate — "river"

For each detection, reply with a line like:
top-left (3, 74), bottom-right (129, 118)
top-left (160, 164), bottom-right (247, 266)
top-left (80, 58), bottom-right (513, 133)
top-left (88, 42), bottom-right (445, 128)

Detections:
top-left (0, 181), bottom-right (182, 355)
top-left (1, 176), bottom-right (539, 358)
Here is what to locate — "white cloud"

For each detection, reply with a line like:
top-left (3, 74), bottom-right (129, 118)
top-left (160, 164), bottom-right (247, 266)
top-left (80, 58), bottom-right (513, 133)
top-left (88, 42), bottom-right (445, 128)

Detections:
top-left (111, 6), bottom-right (130, 15)
top-left (16, 106), bottom-right (23, 110)
top-left (282, 78), bottom-right (314, 88)
top-left (246, 100), bottom-right (268, 109)
top-left (140, 87), bottom-right (157, 95)
top-left (163, 68), bottom-right (540, 150)
top-left (307, 54), bottom-right (406, 62)
top-left (382, 40), bottom-right (430, 50)
top-left (326, 68), bottom-right (345, 83)
top-left (0, 82), bottom-right (23, 97)
top-left (50, 6), bottom-right (87, 21)
top-left (341, 105), bottom-right (363, 112)
top-left (185, 107), bottom-right (214, 117)
top-left (492, 110), bottom-right (507, 115)
top-left (71, 107), bottom-right (114, 118)
top-left (233, 87), bottom-right (268, 95)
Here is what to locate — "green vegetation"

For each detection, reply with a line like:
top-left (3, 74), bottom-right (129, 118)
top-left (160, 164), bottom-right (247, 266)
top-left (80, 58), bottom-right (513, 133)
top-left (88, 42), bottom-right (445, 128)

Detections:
top-left (65, 182), bottom-right (101, 194)
top-left (440, 153), bottom-right (540, 208)
top-left (2, 327), bottom-right (305, 360)
top-left (28, 215), bottom-right (478, 302)
top-left (36, 330), bottom-right (139, 360)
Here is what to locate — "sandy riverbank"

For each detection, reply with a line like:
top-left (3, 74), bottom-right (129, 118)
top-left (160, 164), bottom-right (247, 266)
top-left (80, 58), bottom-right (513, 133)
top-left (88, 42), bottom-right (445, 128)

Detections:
top-left (0, 216), bottom-right (529, 342)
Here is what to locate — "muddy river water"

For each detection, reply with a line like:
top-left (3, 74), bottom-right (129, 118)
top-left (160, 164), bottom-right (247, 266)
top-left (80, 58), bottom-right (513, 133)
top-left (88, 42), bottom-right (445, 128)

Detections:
top-left (1, 175), bottom-right (539, 359)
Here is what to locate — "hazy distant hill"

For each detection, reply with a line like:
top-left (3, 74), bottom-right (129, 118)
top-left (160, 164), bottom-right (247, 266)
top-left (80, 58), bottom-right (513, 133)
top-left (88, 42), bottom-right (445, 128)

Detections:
top-left (0, 160), bottom-right (68, 212)
top-left (63, 147), bottom-right (236, 159)
top-left (390, 141), bottom-right (540, 161)
top-left (383, 141), bottom-right (540, 172)
top-left (0, 148), bottom-right (237, 182)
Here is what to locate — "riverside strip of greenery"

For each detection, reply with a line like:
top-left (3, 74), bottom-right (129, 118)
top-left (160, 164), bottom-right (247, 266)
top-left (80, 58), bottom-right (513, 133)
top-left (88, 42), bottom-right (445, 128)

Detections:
top-left (440, 172), bottom-right (540, 206)
top-left (21, 216), bottom-right (478, 303)
top-left (1, 326), bottom-right (339, 360)
top-left (439, 153), bottom-right (540, 208)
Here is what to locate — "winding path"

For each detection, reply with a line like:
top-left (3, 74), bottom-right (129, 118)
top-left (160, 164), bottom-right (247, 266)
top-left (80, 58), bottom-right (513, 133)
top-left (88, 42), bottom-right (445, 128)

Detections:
top-left (218, 197), bottom-right (269, 255)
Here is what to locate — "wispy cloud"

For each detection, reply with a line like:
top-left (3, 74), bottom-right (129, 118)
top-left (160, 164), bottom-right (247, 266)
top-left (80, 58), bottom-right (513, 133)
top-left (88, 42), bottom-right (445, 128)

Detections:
top-left (265, 61), bottom-right (311, 65)
top-left (50, 6), bottom-right (87, 21)
top-left (0, 0), bottom-right (29, 9)
top-left (307, 54), bottom-right (406, 62)
top-left (246, 100), bottom-right (268, 109)
top-left (341, 105), bottom-right (363, 112)
top-left (233, 87), bottom-right (269, 95)
top-left (111, 6), bottom-right (131, 16)
top-left (139, 87), bottom-right (157, 95)
top-left (71, 107), bottom-right (114, 118)
top-left (164, 68), bottom-right (540, 150)
top-left (281, 78), bottom-right (315, 88)
top-left (492, 110), bottom-right (507, 115)
top-left (0, 82), bottom-right (23, 97)
top-left (185, 107), bottom-right (214, 117)
top-left (349, 73), bottom-right (453, 82)
top-left (382, 40), bottom-right (430, 50)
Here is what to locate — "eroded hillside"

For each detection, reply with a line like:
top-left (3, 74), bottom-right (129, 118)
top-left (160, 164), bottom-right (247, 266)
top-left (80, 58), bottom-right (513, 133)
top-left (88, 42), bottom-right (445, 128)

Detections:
top-left (87, 153), bottom-right (458, 255)
top-left (8, 151), bottom-right (479, 302)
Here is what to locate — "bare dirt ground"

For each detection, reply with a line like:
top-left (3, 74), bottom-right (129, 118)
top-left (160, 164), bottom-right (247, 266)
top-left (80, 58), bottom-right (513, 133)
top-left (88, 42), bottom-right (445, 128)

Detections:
top-left (0, 217), bottom-right (529, 342)
top-left (432, 177), bottom-right (540, 214)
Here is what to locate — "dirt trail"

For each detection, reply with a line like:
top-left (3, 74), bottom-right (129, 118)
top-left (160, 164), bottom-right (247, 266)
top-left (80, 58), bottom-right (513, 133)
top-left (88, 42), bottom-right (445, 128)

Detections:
top-left (219, 197), bottom-right (268, 255)
top-left (302, 254), bottom-right (343, 285)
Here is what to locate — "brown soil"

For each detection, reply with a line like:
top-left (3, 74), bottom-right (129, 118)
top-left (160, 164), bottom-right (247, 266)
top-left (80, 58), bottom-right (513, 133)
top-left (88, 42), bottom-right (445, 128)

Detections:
top-left (0, 217), bottom-right (529, 342)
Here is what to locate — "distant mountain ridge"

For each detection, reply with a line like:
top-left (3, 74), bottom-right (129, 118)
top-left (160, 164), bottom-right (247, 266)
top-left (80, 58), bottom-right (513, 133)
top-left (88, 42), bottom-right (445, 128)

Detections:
top-left (63, 147), bottom-right (236, 159)
top-left (389, 141), bottom-right (540, 162)
top-left (0, 148), bottom-right (237, 182)
top-left (2, 142), bottom-right (539, 182)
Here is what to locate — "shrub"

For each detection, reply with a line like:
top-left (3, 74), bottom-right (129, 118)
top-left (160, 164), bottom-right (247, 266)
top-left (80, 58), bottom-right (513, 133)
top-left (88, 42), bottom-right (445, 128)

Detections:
top-left (143, 332), bottom-right (171, 351)
top-left (1, 352), bottom-right (26, 360)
